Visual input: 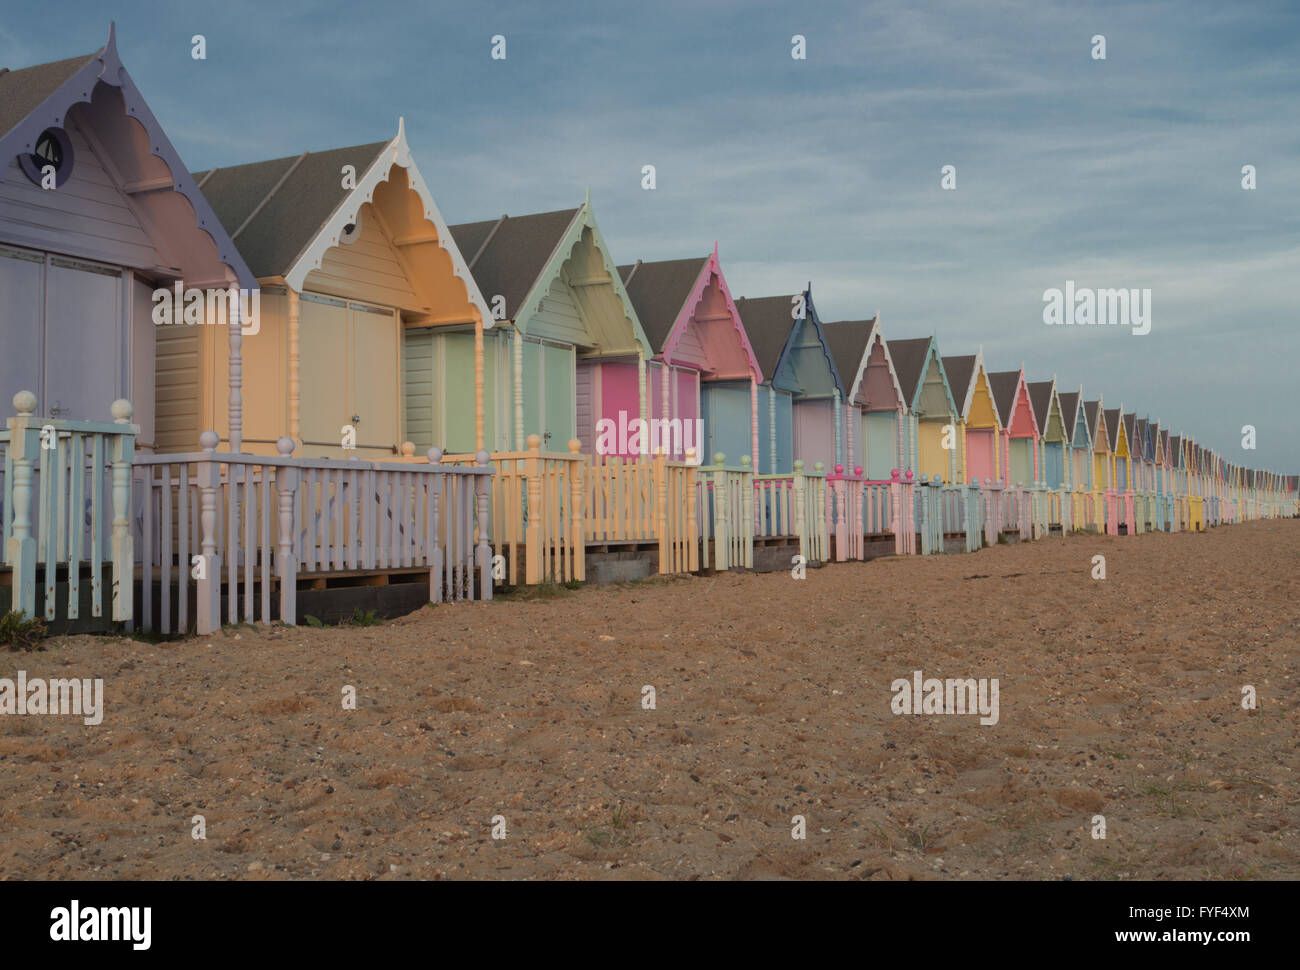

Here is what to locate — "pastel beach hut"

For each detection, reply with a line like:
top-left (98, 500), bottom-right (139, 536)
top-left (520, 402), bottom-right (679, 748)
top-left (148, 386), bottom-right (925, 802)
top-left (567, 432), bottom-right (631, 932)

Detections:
top-left (988, 368), bottom-right (1039, 488)
top-left (1027, 378), bottom-right (1069, 488)
top-left (1084, 399), bottom-right (1111, 493)
top-left (822, 316), bottom-right (907, 480)
top-left (888, 337), bottom-right (959, 484)
top-left (733, 287), bottom-right (844, 474)
top-left (1057, 387), bottom-right (1092, 491)
top-left (0, 24), bottom-right (254, 450)
top-left (617, 248), bottom-right (762, 464)
top-left (188, 120), bottom-right (490, 458)
top-left (1170, 434), bottom-right (1190, 527)
top-left (1103, 407), bottom-right (1134, 533)
top-left (941, 350), bottom-right (1002, 487)
top-left (442, 202), bottom-right (650, 458)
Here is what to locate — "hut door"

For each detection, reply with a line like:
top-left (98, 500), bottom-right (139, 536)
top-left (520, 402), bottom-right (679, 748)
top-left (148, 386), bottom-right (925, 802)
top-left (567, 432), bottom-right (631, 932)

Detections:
top-left (300, 294), bottom-right (399, 453)
top-left (0, 250), bottom-right (123, 422)
top-left (299, 295), bottom-right (350, 449)
top-left (44, 258), bottom-right (122, 421)
top-left (349, 301), bottom-right (399, 451)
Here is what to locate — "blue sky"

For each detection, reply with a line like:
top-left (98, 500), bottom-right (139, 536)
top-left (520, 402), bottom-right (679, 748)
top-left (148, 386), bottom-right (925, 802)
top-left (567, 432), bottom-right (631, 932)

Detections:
top-left (4, 0), bottom-right (1297, 471)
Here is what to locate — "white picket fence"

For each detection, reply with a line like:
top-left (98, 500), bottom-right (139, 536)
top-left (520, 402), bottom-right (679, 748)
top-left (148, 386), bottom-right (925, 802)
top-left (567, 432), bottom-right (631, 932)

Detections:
top-left (131, 434), bottom-right (494, 635)
top-left (1, 393), bottom-right (136, 623)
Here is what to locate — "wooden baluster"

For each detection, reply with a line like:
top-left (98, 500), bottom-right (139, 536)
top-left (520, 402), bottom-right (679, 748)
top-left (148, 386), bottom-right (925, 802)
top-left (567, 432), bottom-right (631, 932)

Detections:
top-left (428, 448), bottom-right (443, 603)
top-left (196, 431), bottom-right (221, 635)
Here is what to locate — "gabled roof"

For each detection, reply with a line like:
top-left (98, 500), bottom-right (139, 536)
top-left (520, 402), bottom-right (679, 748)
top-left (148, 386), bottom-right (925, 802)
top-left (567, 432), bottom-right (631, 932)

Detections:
top-left (451, 200), bottom-right (646, 352)
top-left (197, 141), bottom-right (389, 280)
top-left (1104, 408), bottom-right (1122, 447)
top-left (1169, 435), bottom-right (1182, 466)
top-left (1027, 379), bottom-right (1058, 438)
top-left (618, 256), bottom-right (709, 352)
top-left (451, 208), bottom-right (580, 322)
top-left (887, 338), bottom-right (933, 406)
top-left (1134, 418), bottom-right (1149, 459)
top-left (987, 370), bottom-right (1032, 430)
top-left (618, 248), bottom-right (761, 380)
top-left (941, 355), bottom-right (976, 412)
top-left (0, 24), bottom-right (254, 288)
top-left (0, 52), bottom-right (98, 138)
top-left (1084, 400), bottom-right (1107, 450)
top-left (733, 294), bottom-right (801, 379)
top-left (1058, 389), bottom-right (1082, 435)
top-left (1123, 413), bottom-right (1137, 453)
top-left (824, 317), bottom-right (906, 409)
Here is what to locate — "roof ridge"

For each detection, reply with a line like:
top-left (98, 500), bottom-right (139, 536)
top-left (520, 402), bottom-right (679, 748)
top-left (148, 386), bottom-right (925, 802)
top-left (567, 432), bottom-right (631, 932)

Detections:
top-left (231, 151), bottom-right (308, 240)
top-left (467, 214), bottom-right (507, 271)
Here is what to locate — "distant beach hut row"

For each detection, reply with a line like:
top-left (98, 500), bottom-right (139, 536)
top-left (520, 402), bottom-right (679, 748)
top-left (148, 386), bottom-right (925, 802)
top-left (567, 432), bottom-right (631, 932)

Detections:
top-left (2, 27), bottom-right (1296, 632)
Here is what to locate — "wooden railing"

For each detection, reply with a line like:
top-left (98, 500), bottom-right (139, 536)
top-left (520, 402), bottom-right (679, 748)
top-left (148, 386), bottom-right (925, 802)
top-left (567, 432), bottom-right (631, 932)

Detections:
top-left (444, 438), bottom-right (584, 587)
top-left (2, 392), bottom-right (137, 622)
top-left (696, 454), bottom-right (752, 571)
top-left (132, 434), bottom-right (492, 634)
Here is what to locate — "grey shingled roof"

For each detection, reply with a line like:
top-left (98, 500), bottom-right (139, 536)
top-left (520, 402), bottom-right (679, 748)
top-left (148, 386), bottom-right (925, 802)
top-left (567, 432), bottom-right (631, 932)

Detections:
top-left (0, 51), bottom-right (98, 138)
top-left (887, 338), bottom-right (934, 406)
top-left (449, 208), bottom-right (581, 322)
top-left (941, 355), bottom-right (976, 413)
top-left (1058, 391), bottom-right (1081, 435)
top-left (617, 256), bottom-right (709, 353)
top-left (1085, 401), bottom-right (1104, 445)
top-left (733, 295), bottom-right (799, 379)
top-left (822, 319), bottom-right (878, 397)
top-left (1027, 381), bottom-right (1055, 437)
top-left (987, 371), bottom-right (1023, 428)
top-left (194, 141), bottom-right (390, 280)
top-left (1104, 409), bottom-right (1122, 447)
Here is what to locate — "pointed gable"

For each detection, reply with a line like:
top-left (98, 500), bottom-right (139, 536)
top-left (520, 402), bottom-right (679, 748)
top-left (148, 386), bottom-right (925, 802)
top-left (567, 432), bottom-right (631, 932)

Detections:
top-left (452, 208), bottom-right (578, 322)
top-left (1029, 377), bottom-right (1060, 439)
top-left (0, 25), bottom-right (252, 287)
top-left (198, 122), bottom-right (489, 325)
top-left (453, 202), bottom-right (646, 355)
top-left (941, 355), bottom-right (976, 415)
top-left (618, 251), bottom-right (760, 381)
top-left (735, 288), bottom-right (840, 397)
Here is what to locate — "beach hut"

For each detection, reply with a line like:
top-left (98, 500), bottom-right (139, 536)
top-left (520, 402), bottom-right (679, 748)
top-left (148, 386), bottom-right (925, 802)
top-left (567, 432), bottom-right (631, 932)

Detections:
top-left (942, 350), bottom-right (1002, 486)
top-left (1058, 387), bottom-right (1092, 490)
top-left (889, 337), bottom-right (959, 484)
top-left (988, 368), bottom-right (1039, 487)
top-left (444, 201), bottom-right (650, 457)
top-left (1104, 407), bottom-right (1128, 490)
top-left (1027, 378), bottom-right (1068, 488)
top-left (0, 24), bottom-right (254, 450)
top-left (823, 317), bottom-right (907, 479)
top-left (733, 287), bottom-right (843, 474)
top-left (617, 247), bottom-right (761, 464)
top-left (1084, 400), bottom-right (1111, 491)
top-left (186, 120), bottom-right (490, 458)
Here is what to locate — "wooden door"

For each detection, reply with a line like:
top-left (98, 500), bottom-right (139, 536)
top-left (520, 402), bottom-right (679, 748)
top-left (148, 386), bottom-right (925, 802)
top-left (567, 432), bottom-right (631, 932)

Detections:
top-left (299, 295), bottom-right (350, 450)
top-left (349, 301), bottom-right (399, 451)
top-left (44, 257), bottom-right (121, 420)
top-left (0, 246), bottom-right (44, 413)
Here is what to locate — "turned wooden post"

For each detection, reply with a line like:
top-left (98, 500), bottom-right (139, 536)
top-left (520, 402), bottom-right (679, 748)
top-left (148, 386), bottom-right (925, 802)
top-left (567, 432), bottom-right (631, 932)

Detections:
top-left (524, 434), bottom-right (542, 584)
top-left (196, 430), bottom-right (222, 634)
top-left (475, 449), bottom-right (492, 600)
top-left (275, 437), bottom-right (298, 624)
top-left (568, 439), bottom-right (585, 582)
top-left (713, 452), bottom-right (728, 570)
top-left (5, 391), bottom-right (39, 618)
top-left (109, 399), bottom-right (135, 622)
top-left (428, 448), bottom-right (443, 603)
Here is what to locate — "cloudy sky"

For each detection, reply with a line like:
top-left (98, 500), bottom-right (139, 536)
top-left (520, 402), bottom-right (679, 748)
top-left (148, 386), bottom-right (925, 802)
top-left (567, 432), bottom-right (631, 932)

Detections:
top-left (5, 0), bottom-right (1297, 471)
